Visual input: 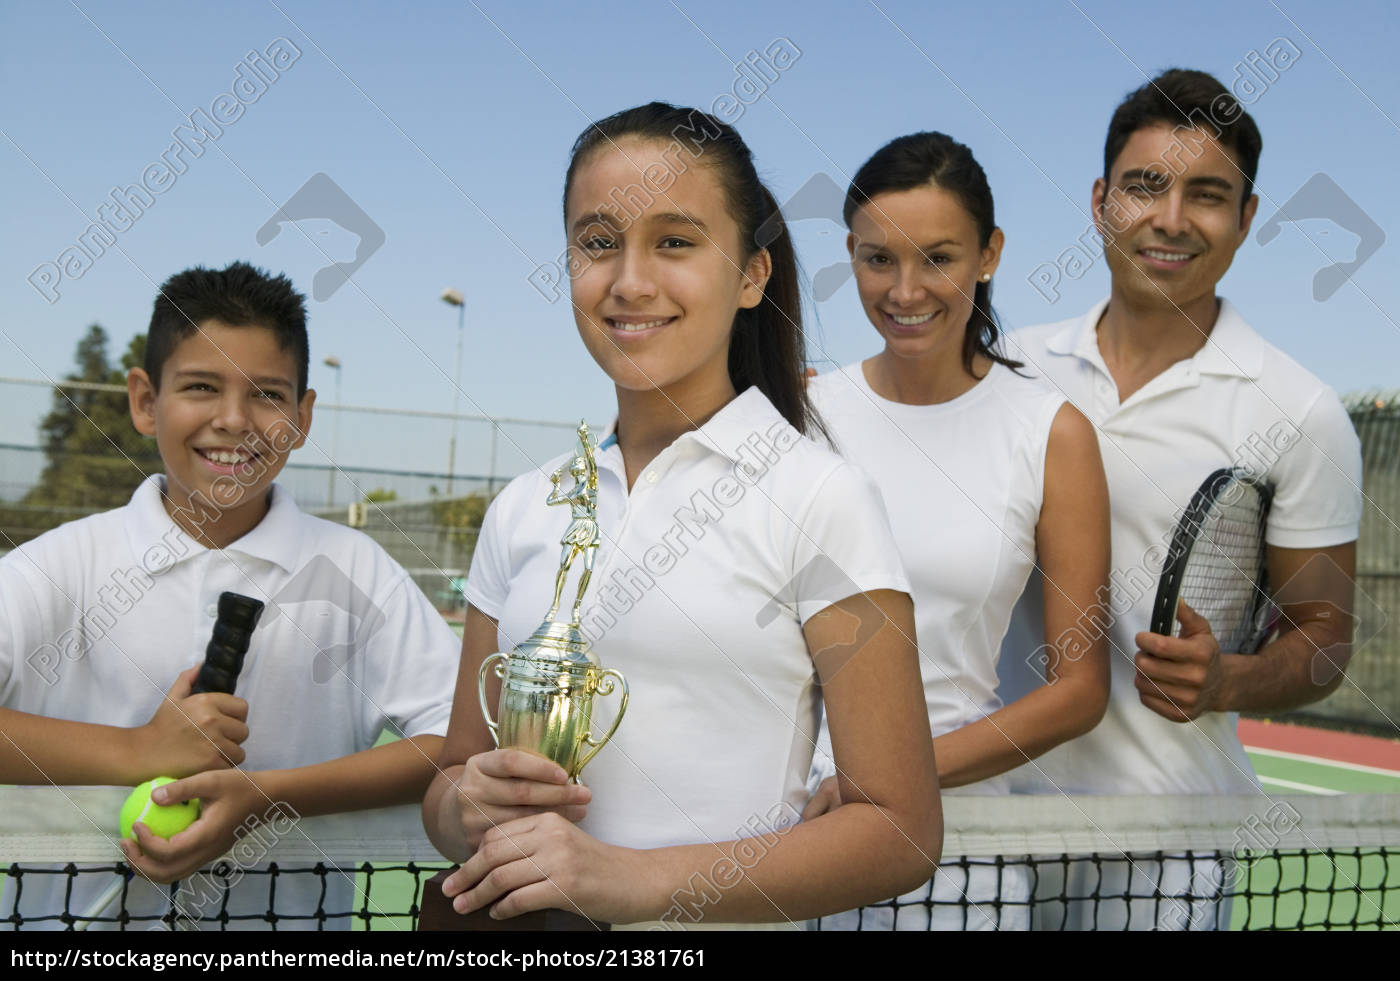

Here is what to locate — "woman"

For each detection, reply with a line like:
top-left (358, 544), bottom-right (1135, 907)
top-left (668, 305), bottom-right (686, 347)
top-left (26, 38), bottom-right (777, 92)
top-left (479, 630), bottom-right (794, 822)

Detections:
top-left (803, 132), bottom-right (1111, 930)
top-left (422, 104), bottom-right (941, 928)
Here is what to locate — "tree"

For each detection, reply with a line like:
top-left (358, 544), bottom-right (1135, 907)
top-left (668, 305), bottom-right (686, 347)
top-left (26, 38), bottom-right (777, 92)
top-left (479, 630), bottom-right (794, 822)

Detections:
top-left (432, 492), bottom-right (490, 547)
top-left (23, 326), bottom-right (158, 512)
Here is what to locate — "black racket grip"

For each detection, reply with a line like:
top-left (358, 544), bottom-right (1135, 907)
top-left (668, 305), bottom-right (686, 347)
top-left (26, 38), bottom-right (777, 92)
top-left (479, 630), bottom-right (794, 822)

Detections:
top-left (191, 592), bottom-right (265, 695)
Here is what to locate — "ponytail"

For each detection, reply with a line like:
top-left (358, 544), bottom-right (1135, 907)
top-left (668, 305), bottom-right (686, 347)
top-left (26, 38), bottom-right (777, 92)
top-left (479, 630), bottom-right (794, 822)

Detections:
top-left (733, 185), bottom-right (825, 440)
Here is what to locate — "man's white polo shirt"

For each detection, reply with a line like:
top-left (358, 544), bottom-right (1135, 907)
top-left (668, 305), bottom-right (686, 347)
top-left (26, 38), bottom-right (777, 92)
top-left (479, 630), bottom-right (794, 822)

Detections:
top-left (1000, 298), bottom-right (1362, 795)
top-left (466, 387), bottom-right (909, 861)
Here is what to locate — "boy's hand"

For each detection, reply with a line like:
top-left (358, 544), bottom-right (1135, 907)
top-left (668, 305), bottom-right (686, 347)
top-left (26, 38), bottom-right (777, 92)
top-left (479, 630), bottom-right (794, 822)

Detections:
top-left (118, 769), bottom-right (268, 884)
top-left (454, 749), bottom-right (591, 851)
top-left (129, 666), bottom-right (250, 778)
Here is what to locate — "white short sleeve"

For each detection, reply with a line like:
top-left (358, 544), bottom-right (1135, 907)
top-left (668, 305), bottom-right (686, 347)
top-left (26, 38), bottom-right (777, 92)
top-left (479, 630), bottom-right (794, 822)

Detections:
top-left (462, 478), bottom-right (527, 620)
top-left (0, 561), bottom-right (26, 701)
top-left (1266, 390), bottom-right (1363, 549)
top-left (789, 461), bottom-right (910, 624)
top-left (354, 573), bottom-right (462, 741)
top-left (0, 534), bottom-right (76, 708)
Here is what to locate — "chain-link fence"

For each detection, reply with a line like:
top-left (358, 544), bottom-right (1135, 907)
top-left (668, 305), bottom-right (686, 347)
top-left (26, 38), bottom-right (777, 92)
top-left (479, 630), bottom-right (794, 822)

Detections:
top-left (1270, 391), bottom-right (1400, 736)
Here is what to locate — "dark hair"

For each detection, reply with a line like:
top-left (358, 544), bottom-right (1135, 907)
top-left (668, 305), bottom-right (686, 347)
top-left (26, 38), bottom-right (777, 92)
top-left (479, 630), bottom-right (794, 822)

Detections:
top-left (563, 102), bottom-right (822, 438)
top-left (145, 261), bottom-right (309, 395)
top-left (1103, 68), bottom-right (1262, 209)
top-left (844, 131), bottom-right (1021, 375)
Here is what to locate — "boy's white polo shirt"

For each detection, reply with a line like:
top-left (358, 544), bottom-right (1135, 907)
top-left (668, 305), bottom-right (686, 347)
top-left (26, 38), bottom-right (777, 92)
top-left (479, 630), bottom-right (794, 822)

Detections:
top-left (1, 475), bottom-right (457, 760)
top-left (466, 386), bottom-right (910, 857)
top-left (1, 476), bottom-right (460, 928)
top-left (999, 297), bottom-right (1362, 795)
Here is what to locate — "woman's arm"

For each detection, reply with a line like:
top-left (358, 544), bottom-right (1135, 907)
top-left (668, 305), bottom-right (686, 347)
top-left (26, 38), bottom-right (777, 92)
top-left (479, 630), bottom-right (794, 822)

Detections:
top-left (441, 589), bottom-right (942, 924)
top-left (930, 403), bottom-right (1111, 788)
top-left (421, 605), bottom-right (590, 862)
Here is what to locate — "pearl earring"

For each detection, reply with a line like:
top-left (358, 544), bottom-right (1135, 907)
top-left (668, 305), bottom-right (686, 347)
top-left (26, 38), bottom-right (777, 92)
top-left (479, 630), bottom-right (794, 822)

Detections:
top-left (980, 273), bottom-right (991, 282)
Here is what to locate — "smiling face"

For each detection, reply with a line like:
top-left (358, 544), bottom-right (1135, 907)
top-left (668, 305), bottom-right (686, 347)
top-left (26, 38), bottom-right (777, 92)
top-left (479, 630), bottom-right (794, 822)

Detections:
top-left (128, 320), bottom-right (314, 546)
top-left (565, 138), bottom-right (769, 407)
top-left (1094, 123), bottom-right (1258, 312)
top-left (847, 184), bottom-right (1002, 365)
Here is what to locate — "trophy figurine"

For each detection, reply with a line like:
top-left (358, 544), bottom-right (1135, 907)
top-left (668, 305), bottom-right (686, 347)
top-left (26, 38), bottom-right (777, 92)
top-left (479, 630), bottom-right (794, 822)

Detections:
top-left (477, 421), bottom-right (629, 782)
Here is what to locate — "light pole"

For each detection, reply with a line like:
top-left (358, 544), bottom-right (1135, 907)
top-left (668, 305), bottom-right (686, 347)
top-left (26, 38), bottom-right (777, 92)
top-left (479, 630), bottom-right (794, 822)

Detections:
top-left (441, 287), bottom-right (465, 497)
top-left (323, 355), bottom-right (342, 508)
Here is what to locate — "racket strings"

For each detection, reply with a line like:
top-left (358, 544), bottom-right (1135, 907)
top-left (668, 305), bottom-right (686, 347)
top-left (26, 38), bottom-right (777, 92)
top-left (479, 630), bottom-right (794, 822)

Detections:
top-left (1176, 482), bottom-right (1269, 653)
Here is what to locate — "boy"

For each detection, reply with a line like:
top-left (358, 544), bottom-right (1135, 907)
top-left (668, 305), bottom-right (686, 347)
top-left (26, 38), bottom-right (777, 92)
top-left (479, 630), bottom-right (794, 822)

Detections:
top-left (0, 261), bottom-right (461, 928)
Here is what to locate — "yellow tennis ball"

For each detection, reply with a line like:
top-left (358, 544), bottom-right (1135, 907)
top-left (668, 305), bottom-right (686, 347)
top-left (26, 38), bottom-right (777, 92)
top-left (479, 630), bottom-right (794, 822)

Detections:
top-left (119, 777), bottom-right (200, 840)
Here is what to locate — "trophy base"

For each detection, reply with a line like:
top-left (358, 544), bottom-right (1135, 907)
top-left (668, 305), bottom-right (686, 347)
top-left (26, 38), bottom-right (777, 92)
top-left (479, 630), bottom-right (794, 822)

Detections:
top-left (417, 871), bottom-right (610, 931)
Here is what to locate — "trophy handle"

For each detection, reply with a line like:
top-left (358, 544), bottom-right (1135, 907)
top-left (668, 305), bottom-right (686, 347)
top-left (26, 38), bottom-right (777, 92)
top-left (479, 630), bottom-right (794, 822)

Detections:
top-left (575, 668), bottom-right (629, 775)
top-left (477, 652), bottom-right (509, 746)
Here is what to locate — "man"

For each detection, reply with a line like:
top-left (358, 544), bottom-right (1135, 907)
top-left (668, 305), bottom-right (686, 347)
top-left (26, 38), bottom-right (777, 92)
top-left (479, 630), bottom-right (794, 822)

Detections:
top-left (1001, 68), bottom-right (1362, 928)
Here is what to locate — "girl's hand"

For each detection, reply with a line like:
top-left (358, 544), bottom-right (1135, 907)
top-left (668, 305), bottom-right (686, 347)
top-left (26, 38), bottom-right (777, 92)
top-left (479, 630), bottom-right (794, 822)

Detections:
top-left (452, 749), bottom-right (591, 851)
top-left (441, 812), bottom-right (653, 923)
top-left (119, 769), bottom-right (268, 884)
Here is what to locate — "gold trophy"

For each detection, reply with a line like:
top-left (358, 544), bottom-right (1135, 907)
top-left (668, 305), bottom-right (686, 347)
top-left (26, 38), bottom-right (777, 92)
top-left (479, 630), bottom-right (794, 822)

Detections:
top-left (477, 421), bottom-right (629, 782)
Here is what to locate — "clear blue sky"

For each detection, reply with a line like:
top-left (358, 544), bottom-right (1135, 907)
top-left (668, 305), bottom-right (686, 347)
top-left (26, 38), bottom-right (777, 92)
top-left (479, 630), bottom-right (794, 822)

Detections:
top-left (3, 0), bottom-right (1397, 482)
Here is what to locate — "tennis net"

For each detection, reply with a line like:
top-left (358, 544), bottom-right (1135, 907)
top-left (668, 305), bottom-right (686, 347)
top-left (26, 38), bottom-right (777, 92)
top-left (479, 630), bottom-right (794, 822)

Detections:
top-left (3, 788), bottom-right (1395, 930)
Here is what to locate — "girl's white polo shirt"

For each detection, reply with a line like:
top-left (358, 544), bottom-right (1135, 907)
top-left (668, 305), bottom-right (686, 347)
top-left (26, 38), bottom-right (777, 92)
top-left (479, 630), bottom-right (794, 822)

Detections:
top-left (465, 387), bottom-right (910, 855)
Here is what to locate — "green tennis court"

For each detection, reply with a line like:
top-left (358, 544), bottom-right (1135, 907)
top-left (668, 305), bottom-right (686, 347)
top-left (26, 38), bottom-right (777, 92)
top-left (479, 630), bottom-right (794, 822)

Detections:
top-left (1229, 736), bottom-right (1400, 930)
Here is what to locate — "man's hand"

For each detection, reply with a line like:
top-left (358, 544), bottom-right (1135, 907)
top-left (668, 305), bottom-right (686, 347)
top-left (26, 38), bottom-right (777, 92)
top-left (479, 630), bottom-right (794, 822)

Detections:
top-left (119, 768), bottom-right (268, 884)
top-left (127, 667), bottom-right (250, 778)
top-left (1134, 600), bottom-right (1227, 722)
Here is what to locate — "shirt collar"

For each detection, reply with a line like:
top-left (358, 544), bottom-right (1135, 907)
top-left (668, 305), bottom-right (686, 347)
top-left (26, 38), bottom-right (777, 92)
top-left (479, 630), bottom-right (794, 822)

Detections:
top-left (1046, 297), bottom-right (1113, 376)
top-left (593, 387), bottom-right (796, 468)
top-left (675, 386), bottom-right (795, 465)
top-left (1048, 296), bottom-right (1263, 380)
top-left (123, 475), bottom-right (305, 573)
top-left (1193, 298), bottom-right (1264, 379)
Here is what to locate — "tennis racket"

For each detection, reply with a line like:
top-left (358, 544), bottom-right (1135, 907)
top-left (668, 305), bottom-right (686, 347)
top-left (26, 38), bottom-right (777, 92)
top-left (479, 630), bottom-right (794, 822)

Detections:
top-left (192, 592), bottom-right (265, 694)
top-left (1150, 468), bottom-right (1274, 654)
top-left (77, 592), bottom-right (264, 930)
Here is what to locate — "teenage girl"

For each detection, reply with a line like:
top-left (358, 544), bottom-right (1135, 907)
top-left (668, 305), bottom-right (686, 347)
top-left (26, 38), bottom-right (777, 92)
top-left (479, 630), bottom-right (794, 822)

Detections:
top-left (422, 104), bottom-right (941, 928)
top-left (802, 132), bottom-right (1111, 930)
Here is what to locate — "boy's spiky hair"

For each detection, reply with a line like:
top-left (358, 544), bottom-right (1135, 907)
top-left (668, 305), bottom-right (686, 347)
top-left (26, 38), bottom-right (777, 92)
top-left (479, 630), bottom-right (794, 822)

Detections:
top-left (145, 261), bottom-right (309, 394)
